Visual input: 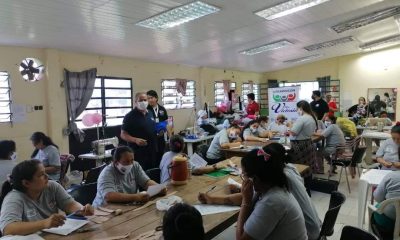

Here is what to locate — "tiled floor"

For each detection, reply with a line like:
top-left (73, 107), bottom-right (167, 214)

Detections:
top-left (213, 165), bottom-right (371, 240)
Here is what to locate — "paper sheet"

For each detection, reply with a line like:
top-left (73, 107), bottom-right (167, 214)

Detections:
top-left (360, 169), bottom-right (391, 185)
top-left (194, 204), bottom-right (240, 216)
top-left (227, 177), bottom-right (242, 188)
top-left (0, 234), bottom-right (44, 240)
top-left (43, 218), bottom-right (89, 236)
top-left (190, 153), bottom-right (208, 168)
top-left (147, 183), bottom-right (167, 197)
top-left (94, 209), bottom-right (111, 216)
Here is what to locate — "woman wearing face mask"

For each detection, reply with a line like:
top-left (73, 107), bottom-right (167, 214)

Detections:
top-left (0, 160), bottom-right (94, 236)
top-left (0, 140), bottom-right (17, 182)
top-left (376, 122), bottom-right (400, 170)
top-left (313, 116), bottom-right (346, 175)
top-left (160, 135), bottom-right (223, 183)
top-left (121, 92), bottom-right (158, 170)
top-left (92, 146), bottom-right (167, 207)
top-left (206, 125), bottom-right (242, 164)
top-left (268, 114), bottom-right (289, 137)
top-left (289, 101), bottom-right (318, 141)
top-left (242, 120), bottom-right (269, 142)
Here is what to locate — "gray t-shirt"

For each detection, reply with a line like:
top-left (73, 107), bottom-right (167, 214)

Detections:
top-left (0, 160), bottom-right (16, 183)
top-left (244, 187), bottom-right (308, 240)
top-left (34, 145), bottom-right (61, 180)
top-left (159, 152), bottom-right (195, 184)
top-left (322, 124), bottom-right (345, 152)
top-left (373, 171), bottom-right (400, 220)
top-left (92, 162), bottom-right (150, 207)
top-left (291, 114), bottom-right (316, 140)
top-left (206, 129), bottom-right (230, 160)
top-left (243, 128), bottom-right (260, 140)
top-left (0, 181), bottom-right (74, 233)
top-left (376, 138), bottom-right (399, 170)
top-left (285, 164), bottom-right (321, 240)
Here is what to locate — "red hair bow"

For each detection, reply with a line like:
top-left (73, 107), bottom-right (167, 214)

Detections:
top-left (257, 149), bottom-right (271, 162)
top-left (396, 121), bottom-right (400, 126)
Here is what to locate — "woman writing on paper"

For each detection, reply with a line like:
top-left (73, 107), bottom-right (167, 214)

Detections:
top-left (376, 123), bottom-right (400, 170)
top-left (160, 135), bottom-right (223, 184)
top-left (92, 146), bottom-right (167, 207)
top-left (0, 160), bottom-right (94, 236)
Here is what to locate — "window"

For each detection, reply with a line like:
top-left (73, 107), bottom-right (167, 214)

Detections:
top-left (76, 77), bottom-right (133, 129)
top-left (0, 72), bottom-right (11, 123)
top-left (214, 81), bottom-right (236, 106)
top-left (242, 83), bottom-right (260, 105)
top-left (279, 81), bottom-right (319, 102)
top-left (161, 79), bottom-right (196, 110)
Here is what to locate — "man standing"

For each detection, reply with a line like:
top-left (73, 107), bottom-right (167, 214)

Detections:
top-left (147, 90), bottom-right (168, 166)
top-left (245, 93), bottom-right (260, 116)
top-left (121, 92), bottom-right (157, 170)
top-left (310, 90), bottom-right (329, 120)
top-left (326, 94), bottom-right (338, 117)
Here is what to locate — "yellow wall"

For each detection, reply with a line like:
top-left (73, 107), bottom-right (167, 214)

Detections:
top-left (265, 46), bottom-right (400, 121)
top-left (0, 46), bottom-right (264, 160)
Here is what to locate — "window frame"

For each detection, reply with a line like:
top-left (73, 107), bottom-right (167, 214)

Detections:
top-left (161, 79), bottom-right (196, 110)
top-left (76, 76), bottom-right (133, 129)
top-left (214, 81), bottom-right (236, 106)
top-left (242, 82), bottom-right (260, 105)
top-left (0, 71), bottom-right (12, 123)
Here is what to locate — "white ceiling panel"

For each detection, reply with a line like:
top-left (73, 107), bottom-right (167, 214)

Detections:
top-left (0, 0), bottom-right (399, 72)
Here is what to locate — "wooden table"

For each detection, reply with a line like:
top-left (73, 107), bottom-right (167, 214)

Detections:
top-left (221, 140), bottom-right (273, 158)
top-left (44, 157), bottom-right (310, 240)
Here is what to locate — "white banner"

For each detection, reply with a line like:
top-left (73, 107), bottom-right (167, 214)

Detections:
top-left (268, 86), bottom-right (300, 121)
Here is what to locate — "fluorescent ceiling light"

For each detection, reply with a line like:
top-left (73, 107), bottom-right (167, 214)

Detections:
top-left (284, 54), bottom-right (323, 63)
top-left (240, 40), bottom-right (293, 55)
top-left (331, 6), bottom-right (400, 33)
top-left (304, 36), bottom-right (355, 51)
top-left (359, 34), bottom-right (400, 51)
top-left (136, 1), bottom-right (220, 30)
top-left (395, 15), bottom-right (400, 31)
top-left (255, 0), bottom-right (330, 20)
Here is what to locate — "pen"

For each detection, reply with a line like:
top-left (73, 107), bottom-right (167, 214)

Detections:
top-left (206, 186), bottom-right (216, 194)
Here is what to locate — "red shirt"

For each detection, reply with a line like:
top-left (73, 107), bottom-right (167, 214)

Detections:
top-left (246, 101), bottom-right (260, 115)
top-left (328, 101), bottom-right (337, 117)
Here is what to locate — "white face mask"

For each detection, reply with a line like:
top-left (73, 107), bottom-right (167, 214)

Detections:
top-left (324, 121), bottom-right (332, 127)
top-left (116, 163), bottom-right (133, 175)
top-left (10, 152), bottom-right (17, 161)
top-left (228, 131), bottom-right (238, 140)
top-left (251, 127), bottom-right (258, 133)
top-left (297, 109), bottom-right (303, 116)
top-left (137, 101), bottom-right (148, 110)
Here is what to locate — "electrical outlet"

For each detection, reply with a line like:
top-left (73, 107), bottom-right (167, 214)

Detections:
top-left (38, 106), bottom-right (43, 110)
top-left (34, 106), bottom-right (39, 110)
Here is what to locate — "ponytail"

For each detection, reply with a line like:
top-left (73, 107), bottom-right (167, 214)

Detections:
top-left (0, 180), bottom-right (13, 208)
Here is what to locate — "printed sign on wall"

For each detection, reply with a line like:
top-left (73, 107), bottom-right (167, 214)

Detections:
top-left (268, 86), bottom-right (300, 121)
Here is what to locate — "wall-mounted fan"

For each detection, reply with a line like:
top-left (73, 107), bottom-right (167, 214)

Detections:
top-left (19, 58), bottom-right (45, 82)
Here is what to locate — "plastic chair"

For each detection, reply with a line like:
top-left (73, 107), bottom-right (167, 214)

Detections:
top-left (67, 182), bottom-right (97, 205)
top-left (145, 168), bottom-right (161, 183)
top-left (83, 164), bottom-right (107, 184)
top-left (340, 225), bottom-right (377, 240)
top-left (318, 191), bottom-right (346, 240)
top-left (368, 197), bottom-right (400, 240)
top-left (59, 154), bottom-right (75, 187)
top-left (330, 145), bottom-right (366, 193)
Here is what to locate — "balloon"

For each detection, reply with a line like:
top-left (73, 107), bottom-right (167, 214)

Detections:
top-left (82, 113), bottom-right (94, 127)
top-left (91, 113), bottom-right (102, 125)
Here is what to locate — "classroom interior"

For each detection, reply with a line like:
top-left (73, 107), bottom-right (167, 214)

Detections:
top-left (1, 0), bottom-right (400, 239)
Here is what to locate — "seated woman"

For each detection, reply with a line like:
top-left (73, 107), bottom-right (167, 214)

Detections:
top-left (199, 143), bottom-right (319, 240)
top-left (376, 123), bottom-right (400, 170)
top-left (379, 111), bottom-right (393, 126)
top-left (242, 120), bottom-right (269, 142)
top-left (92, 146), bottom-right (167, 207)
top-left (30, 132), bottom-right (61, 181)
top-left (373, 170), bottom-right (400, 237)
top-left (268, 114), bottom-right (289, 137)
top-left (160, 135), bottom-right (224, 183)
top-left (0, 140), bottom-right (17, 182)
top-left (162, 203), bottom-right (204, 240)
top-left (313, 115), bottom-right (346, 175)
top-left (206, 124), bottom-right (242, 164)
top-left (0, 160), bottom-right (94, 236)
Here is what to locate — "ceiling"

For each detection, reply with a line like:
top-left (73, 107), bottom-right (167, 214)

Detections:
top-left (0, 0), bottom-right (399, 72)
